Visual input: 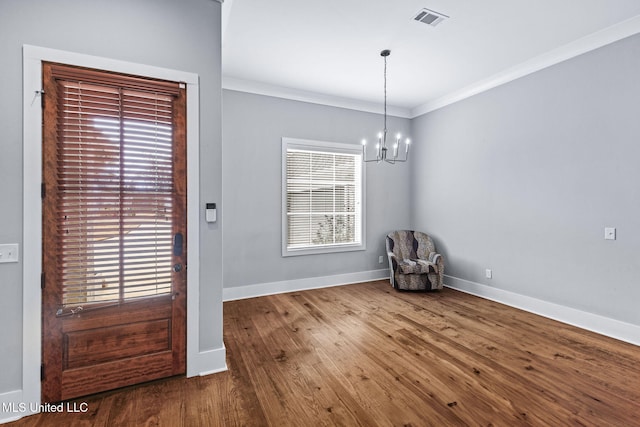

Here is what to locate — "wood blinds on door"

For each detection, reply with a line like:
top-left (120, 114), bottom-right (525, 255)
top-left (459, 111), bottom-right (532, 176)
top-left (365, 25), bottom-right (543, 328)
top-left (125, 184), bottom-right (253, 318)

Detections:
top-left (47, 64), bottom-right (183, 311)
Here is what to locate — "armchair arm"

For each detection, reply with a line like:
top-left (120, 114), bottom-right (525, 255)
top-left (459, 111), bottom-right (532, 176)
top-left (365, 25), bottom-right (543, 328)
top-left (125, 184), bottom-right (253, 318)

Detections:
top-left (428, 252), bottom-right (444, 288)
top-left (428, 252), bottom-right (442, 266)
top-left (387, 251), bottom-right (399, 287)
top-left (387, 251), bottom-right (398, 272)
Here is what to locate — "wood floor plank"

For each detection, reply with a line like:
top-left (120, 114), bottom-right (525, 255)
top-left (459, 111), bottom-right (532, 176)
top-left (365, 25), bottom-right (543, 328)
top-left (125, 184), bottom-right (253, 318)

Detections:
top-left (8, 281), bottom-right (640, 426)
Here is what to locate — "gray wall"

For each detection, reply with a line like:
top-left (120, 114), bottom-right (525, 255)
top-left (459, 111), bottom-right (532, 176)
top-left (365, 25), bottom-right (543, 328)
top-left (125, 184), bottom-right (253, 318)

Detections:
top-left (411, 33), bottom-right (640, 326)
top-left (222, 90), bottom-right (411, 288)
top-left (0, 0), bottom-right (223, 393)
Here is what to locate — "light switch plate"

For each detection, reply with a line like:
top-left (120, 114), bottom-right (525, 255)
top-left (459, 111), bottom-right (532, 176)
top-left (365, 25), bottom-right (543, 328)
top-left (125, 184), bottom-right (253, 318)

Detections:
top-left (0, 244), bottom-right (19, 263)
top-left (604, 227), bottom-right (616, 240)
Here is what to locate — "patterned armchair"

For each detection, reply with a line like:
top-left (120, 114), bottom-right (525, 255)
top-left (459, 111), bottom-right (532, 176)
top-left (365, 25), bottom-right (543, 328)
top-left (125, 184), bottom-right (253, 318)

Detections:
top-left (386, 230), bottom-right (444, 291)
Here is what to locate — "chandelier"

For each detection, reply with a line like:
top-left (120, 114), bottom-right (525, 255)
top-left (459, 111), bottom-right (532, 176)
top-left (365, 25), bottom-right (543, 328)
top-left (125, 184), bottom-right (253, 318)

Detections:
top-left (362, 49), bottom-right (410, 164)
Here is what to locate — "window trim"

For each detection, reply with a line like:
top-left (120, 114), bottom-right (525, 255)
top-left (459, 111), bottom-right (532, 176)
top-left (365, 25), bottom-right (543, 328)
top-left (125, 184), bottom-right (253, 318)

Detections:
top-left (281, 137), bottom-right (366, 257)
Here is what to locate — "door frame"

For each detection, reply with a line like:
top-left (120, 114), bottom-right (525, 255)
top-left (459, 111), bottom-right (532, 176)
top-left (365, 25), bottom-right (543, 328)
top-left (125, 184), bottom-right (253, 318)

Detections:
top-left (22, 45), bottom-right (217, 413)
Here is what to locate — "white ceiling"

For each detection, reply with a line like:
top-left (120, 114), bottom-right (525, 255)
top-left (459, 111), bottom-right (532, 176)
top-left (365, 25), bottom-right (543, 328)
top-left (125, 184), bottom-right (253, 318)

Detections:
top-left (222, 0), bottom-right (640, 117)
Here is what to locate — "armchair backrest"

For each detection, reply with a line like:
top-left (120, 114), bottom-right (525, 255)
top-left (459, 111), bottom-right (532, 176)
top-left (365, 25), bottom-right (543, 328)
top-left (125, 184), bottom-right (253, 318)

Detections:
top-left (386, 230), bottom-right (436, 260)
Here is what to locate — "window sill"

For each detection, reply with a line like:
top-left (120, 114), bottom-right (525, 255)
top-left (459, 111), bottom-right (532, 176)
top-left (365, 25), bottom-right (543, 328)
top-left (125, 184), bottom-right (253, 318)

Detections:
top-left (282, 242), bottom-right (366, 257)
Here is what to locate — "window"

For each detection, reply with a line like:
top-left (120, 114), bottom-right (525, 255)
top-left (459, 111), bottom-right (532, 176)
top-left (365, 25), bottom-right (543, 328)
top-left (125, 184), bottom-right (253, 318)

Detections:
top-left (42, 62), bottom-right (186, 309)
top-left (282, 138), bottom-right (365, 256)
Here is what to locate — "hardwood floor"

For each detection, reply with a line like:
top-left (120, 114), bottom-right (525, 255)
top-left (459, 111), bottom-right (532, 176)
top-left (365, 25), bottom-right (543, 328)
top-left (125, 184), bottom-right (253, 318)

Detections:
top-left (8, 280), bottom-right (640, 426)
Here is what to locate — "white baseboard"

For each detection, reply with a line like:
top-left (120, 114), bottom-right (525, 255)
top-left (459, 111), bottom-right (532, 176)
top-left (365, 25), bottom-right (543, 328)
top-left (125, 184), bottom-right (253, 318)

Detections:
top-left (223, 269), bottom-right (389, 302)
top-left (186, 346), bottom-right (227, 378)
top-left (0, 389), bottom-right (32, 424)
top-left (444, 275), bottom-right (640, 347)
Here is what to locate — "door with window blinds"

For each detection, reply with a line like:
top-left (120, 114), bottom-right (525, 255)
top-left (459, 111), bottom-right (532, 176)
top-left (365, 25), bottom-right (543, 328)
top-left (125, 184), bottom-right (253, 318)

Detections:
top-left (41, 62), bottom-right (187, 402)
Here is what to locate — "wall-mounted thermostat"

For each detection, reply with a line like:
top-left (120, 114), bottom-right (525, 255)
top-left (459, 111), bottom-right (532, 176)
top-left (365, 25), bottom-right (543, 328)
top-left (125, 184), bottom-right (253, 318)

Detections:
top-left (206, 203), bottom-right (217, 223)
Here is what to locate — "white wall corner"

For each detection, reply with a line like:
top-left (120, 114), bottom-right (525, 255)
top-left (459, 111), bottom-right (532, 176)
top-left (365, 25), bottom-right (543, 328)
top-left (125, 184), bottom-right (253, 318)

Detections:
top-left (444, 275), bottom-right (640, 347)
top-left (223, 269), bottom-right (389, 302)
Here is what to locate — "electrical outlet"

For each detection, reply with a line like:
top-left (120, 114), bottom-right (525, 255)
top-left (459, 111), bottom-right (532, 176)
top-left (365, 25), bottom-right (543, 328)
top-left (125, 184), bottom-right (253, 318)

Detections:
top-left (378, 255), bottom-right (384, 264)
top-left (604, 227), bottom-right (616, 240)
top-left (485, 269), bottom-right (492, 279)
top-left (0, 244), bottom-right (19, 263)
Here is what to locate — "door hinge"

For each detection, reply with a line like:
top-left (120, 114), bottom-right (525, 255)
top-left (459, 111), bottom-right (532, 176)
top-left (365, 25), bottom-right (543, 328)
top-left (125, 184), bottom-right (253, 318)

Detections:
top-left (41, 364), bottom-right (45, 381)
top-left (41, 183), bottom-right (46, 199)
top-left (41, 272), bottom-right (45, 289)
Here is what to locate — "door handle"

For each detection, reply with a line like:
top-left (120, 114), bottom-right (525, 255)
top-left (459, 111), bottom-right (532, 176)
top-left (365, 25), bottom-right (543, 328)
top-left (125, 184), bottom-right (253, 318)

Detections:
top-left (173, 233), bottom-right (183, 256)
top-left (173, 263), bottom-right (182, 272)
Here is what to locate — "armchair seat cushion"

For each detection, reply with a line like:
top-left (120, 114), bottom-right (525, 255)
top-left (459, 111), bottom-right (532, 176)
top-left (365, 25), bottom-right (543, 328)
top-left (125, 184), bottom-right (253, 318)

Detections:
top-left (399, 259), bottom-right (436, 275)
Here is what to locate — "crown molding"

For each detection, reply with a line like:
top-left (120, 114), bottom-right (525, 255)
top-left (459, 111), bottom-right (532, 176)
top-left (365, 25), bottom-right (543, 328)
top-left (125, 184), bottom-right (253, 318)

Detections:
top-left (411, 14), bottom-right (640, 118)
top-left (222, 76), bottom-right (412, 118)
top-left (222, 15), bottom-right (640, 120)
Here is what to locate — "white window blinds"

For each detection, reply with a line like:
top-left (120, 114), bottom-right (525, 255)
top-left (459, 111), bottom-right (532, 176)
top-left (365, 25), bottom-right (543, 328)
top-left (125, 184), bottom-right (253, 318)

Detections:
top-left (282, 139), bottom-right (364, 256)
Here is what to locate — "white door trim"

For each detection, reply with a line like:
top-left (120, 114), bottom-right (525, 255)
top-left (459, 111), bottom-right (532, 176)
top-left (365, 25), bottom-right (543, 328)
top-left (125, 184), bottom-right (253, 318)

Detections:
top-left (21, 45), bottom-right (205, 414)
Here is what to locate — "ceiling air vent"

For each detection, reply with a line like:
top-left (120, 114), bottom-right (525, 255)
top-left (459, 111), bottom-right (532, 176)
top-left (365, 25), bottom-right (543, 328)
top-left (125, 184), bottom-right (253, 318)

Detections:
top-left (413, 8), bottom-right (448, 27)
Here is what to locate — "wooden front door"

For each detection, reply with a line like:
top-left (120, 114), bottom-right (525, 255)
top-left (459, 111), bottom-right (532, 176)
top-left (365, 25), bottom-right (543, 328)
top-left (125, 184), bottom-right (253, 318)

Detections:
top-left (41, 62), bottom-right (187, 402)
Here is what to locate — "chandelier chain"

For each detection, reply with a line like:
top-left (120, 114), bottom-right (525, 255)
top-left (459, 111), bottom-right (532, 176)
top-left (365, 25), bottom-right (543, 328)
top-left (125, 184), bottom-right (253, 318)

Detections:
top-left (383, 53), bottom-right (387, 137)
